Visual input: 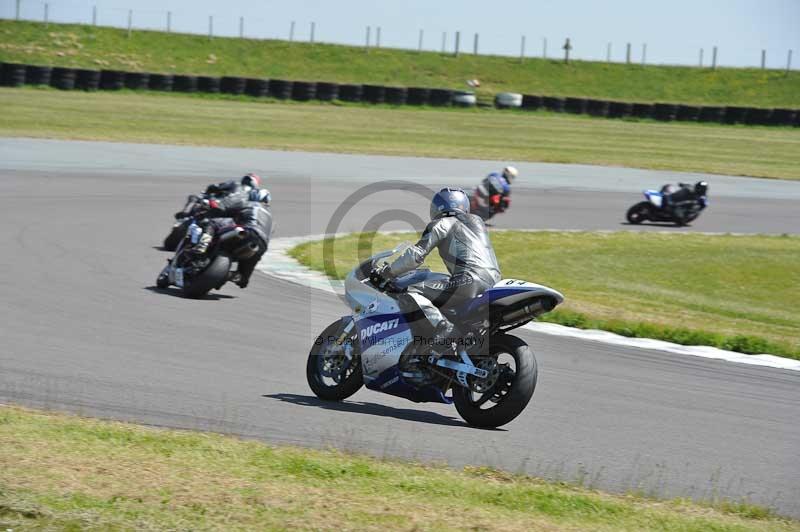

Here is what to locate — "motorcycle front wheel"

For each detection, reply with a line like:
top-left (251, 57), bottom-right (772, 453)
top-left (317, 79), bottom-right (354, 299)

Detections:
top-left (163, 220), bottom-right (190, 251)
top-left (453, 334), bottom-right (537, 428)
top-left (307, 320), bottom-right (363, 401)
top-left (625, 202), bottom-right (651, 224)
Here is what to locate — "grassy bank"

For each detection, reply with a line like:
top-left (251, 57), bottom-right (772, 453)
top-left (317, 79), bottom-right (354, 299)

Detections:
top-left (1, 405), bottom-right (796, 530)
top-left (2, 20), bottom-right (799, 107)
top-left (3, 88), bottom-right (800, 179)
top-left (289, 231), bottom-right (800, 359)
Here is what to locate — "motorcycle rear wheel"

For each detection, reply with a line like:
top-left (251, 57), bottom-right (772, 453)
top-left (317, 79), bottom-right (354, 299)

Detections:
top-left (307, 320), bottom-right (363, 401)
top-left (182, 254), bottom-right (231, 298)
top-left (453, 334), bottom-right (537, 428)
top-left (626, 202), bottom-right (651, 224)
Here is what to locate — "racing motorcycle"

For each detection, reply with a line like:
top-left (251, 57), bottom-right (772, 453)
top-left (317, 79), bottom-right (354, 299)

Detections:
top-left (306, 244), bottom-right (564, 428)
top-left (469, 191), bottom-right (509, 222)
top-left (156, 217), bottom-right (258, 298)
top-left (626, 189), bottom-right (707, 226)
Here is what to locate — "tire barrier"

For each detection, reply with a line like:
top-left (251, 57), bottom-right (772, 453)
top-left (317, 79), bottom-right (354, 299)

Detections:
top-left (220, 76), bottom-right (246, 95)
top-left (406, 87), bottom-right (431, 106)
top-left (5, 61), bottom-right (798, 127)
top-left (172, 75), bottom-right (197, 93)
top-left (1, 63), bottom-right (26, 86)
top-left (770, 109), bottom-right (797, 127)
top-left (564, 97), bottom-right (588, 114)
top-left (148, 73), bottom-right (173, 92)
top-left (76, 69), bottom-right (101, 91)
top-left (744, 108), bottom-right (772, 126)
top-left (452, 90), bottom-right (476, 107)
top-left (429, 89), bottom-right (453, 106)
top-left (676, 105), bottom-right (701, 121)
top-left (291, 81), bottom-right (317, 101)
top-left (50, 67), bottom-right (76, 90)
top-left (542, 96), bottom-right (565, 112)
top-left (100, 70), bottom-right (126, 91)
top-left (362, 84), bottom-right (386, 104)
top-left (698, 106), bottom-right (724, 123)
top-left (196, 76), bottom-right (219, 93)
top-left (653, 103), bottom-right (678, 121)
top-left (124, 72), bottom-right (150, 90)
top-left (521, 94), bottom-right (543, 110)
top-left (607, 101), bottom-right (633, 118)
top-left (338, 84), bottom-right (363, 102)
top-left (586, 99), bottom-right (610, 117)
top-left (268, 79), bottom-right (293, 99)
top-left (495, 92), bottom-right (523, 109)
top-left (631, 103), bottom-right (653, 119)
top-left (25, 65), bottom-right (52, 86)
top-left (315, 81), bottom-right (339, 101)
top-left (385, 86), bottom-right (408, 105)
top-left (245, 78), bottom-right (269, 97)
top-left (723, 106), bottom-right (748, 124)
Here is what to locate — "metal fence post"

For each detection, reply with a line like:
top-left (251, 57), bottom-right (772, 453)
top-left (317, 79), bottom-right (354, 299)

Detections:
top-left (44, 3), bottom-right (48, 26)
top-left (641, 43), bottom-right (647, 65)
top-left (376, 26), bottom-right (381, 48)
top-left (761, 49), bottom-right (766, 69)
top-left (239, 16), bottom-right (244, 38)
top-left (418, 29), bottom-right (423, 52)
top-left (92, 5), bottom-right (97, 26)
top-left (606, 42), bottom-right (611, 62)
top-left (473, 33), bottom-right (479, 55)
top-left (167, 11), bottom-right (171, 33)
top-left (441, 32), bottom-right (447, 53)
top-left (625, 42), bottom-right (631, 64)
top-left (127, 10), bottom-right (132, 38)
top-left (699, 48), bottom-right (703, 67)
top-left (712, 46), bottom-right (717, 69)
top-left (365, 26), bottom-right (370, 50)
top-left (289, 21), bottom-right (295, 41)
top-left (310, 22), bottom-right (315, 43)
top-left (520, 35), bottom-right (526, 62)
top-left (15, 0), bottom-right (20, 20)
top-left (788, 50), bottom-right (793, 75)
top-left (563, 37), bottom-right (571, 63)
top-left (543, 37), bottom-right (547, 58)
top-left (208, 15), bottom-right (213, 40)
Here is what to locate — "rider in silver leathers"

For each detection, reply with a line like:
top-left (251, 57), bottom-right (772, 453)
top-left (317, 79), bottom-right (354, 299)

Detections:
top-left (384, 188), bottom-right (501, 350)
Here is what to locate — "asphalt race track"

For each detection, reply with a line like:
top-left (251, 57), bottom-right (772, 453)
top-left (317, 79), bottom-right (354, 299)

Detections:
top-left (1, 139), bottom-right (799, 516)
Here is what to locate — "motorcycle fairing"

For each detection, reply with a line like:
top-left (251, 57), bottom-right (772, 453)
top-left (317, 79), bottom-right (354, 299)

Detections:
top-left (356, 312), bottom-right (414, 381)
top-left (365, 365), bottom-right (452, 404)
top-left (459, 279), bottom-right (565, 315)
top-left (644, 190), bottom-right (664, 208)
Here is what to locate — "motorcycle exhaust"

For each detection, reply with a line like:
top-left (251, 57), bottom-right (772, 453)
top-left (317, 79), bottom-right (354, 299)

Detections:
top-left (219, 227), bottom-right (245, 242)
top-left (500, 297), bottom-right (555, 325)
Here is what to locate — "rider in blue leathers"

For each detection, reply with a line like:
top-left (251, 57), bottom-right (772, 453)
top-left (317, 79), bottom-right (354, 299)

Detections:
top-left (471, 166), bottom-right (517, 219)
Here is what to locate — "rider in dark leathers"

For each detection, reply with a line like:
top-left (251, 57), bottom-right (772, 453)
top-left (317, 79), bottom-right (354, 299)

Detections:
top-left (192, 188), bottom-right (273, 289)
top-left (377, 188), bottom-right (502, 352)
top-left (471, 166), bottom-right (517, 218)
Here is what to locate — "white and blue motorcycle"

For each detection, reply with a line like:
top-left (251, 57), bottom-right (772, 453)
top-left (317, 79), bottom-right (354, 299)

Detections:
top-left (626, 188), bottom-right (707, 226)
top-left (306, 244), bottom-right (564, 428)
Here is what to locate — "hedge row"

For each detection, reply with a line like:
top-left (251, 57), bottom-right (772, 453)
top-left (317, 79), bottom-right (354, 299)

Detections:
top-left (2, 62), bottom-right (798, 127)
top-left (518, 94), bottom-right (799, 126)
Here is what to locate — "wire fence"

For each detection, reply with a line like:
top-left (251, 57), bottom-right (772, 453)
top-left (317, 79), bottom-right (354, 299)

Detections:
top-left (2, 0), bottom-right (796, 72)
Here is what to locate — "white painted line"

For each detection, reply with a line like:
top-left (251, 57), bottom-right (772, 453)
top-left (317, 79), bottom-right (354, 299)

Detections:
top-left (258, 234), bottom-right (800, 372)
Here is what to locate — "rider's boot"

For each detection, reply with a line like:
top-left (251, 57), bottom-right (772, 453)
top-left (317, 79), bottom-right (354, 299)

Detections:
top-left (189, 232), bottom-right (213, 257)
top-left (428, 321), bottom-right (459, 359)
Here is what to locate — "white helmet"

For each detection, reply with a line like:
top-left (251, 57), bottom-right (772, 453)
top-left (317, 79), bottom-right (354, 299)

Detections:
top-left (502, 166), bottom-right (518, 182)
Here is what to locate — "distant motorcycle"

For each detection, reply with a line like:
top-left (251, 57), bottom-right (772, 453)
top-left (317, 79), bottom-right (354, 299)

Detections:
top-left (156, 216), bottom-right (258, 298)
top-left (306, 244), bottom-right (564, 428)
top-left (626, 189), bottom-right (707, 226)
top-left (469, 191), bottom-right (510, 222)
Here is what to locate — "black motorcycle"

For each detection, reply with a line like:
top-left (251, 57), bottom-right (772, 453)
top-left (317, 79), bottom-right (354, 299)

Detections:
top-left (156, 217), bottom-right (259, 298)
top-left (626, 189), bottom-right (708, 226)
top-left (163, 195), bottom-right (202, 251)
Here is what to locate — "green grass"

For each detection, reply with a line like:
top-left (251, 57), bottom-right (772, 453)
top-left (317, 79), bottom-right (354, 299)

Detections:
top-left (3, 87), bottom-right (800, 179)
top-left (2, 19), bottom-right (800, 107)
top-left (1, 405), bottom-right (797, 531)
top-left (288, 231), bottom-right (800, 359)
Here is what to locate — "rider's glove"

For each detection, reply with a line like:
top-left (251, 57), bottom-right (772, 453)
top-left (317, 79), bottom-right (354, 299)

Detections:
top-left (369, 263), bottom-right (392, 290)
top-left (174, 211), bottom-right (188, 220)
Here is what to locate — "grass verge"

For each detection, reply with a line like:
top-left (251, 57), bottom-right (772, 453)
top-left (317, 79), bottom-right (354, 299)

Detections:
top-left (2, 20), bottom-right (800, 107)
top-left (288, 231), bottom-right (800, 359)
top-left (2, 87), bottom-right (800, 179)
top-left (1, 405), bottom-right (796, 530)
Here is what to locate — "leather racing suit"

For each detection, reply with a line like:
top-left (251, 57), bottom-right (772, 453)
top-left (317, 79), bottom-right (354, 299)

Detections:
top-left (473, 173), bottom-right (511, 215)
top-left (387, 212), bottom-right (501, 345)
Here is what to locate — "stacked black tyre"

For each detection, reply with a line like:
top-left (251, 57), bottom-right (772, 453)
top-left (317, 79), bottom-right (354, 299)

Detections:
top-left (221, 76), bottom-right (246, 95)
top-left (173, 75), bottom-right (198, 93)
top-left (542, 97), bottom-right (565, 112)
top-left (1, 63), bottom-right (26, 86)
top-left (149, 74), bottom-right (173, 91)
top-left (100, 70), bottom-right (126, 91)
top-left (125, 72), bottom-right (150, 90)
top-left (770, 109), bottom-right (797, 127)
top-left (521, 94), bottom-right (543, 110)
top-left (196, 76), bottom-right (219, 93)
top-left (76, 69), bottom-right (101, 91)
top-left (362, 84), bottom-right (386, 104)
top-left (653, 103), bottom-right (678, 121)
top-left (269, 79), bottom-right (293, 99)
top-left (698, 106), bottom-right (724, 123)
top-left (315, 82), bottom-right (339, 101)
top-left (338, 84), bottom-right (362, 102)
top-left (631, 103), bottom-right (653, 119)
top-left (51, 67), bottom-right (76, 90)
top-left (385, 86), bottom-right (407, 105)
top-left (586, 99), bottom-right (610, 117)
top-left (429, 88), bottom-right (453, 106)
top-left (245, 78), bottom-right (269, 97)
top-left (406, 87), bottom-right (431, 106)
top-left (25, 65), bottom-right (52, 86)
top-left (676, 105), bottom-right (700, 121)
top-left (291, 81), bottom-right (316, 101)
top-left (564, 97), bottom-right (587, 114)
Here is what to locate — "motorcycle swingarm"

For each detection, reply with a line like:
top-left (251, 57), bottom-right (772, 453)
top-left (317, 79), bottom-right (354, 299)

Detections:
top-left (430, 357), bottom-right (489, 379)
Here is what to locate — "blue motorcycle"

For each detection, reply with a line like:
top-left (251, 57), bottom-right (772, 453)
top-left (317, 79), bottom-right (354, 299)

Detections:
top-left (306, 244), bottom-right (564, 428)
top-left (626, 189), bottom-right (707, 226)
